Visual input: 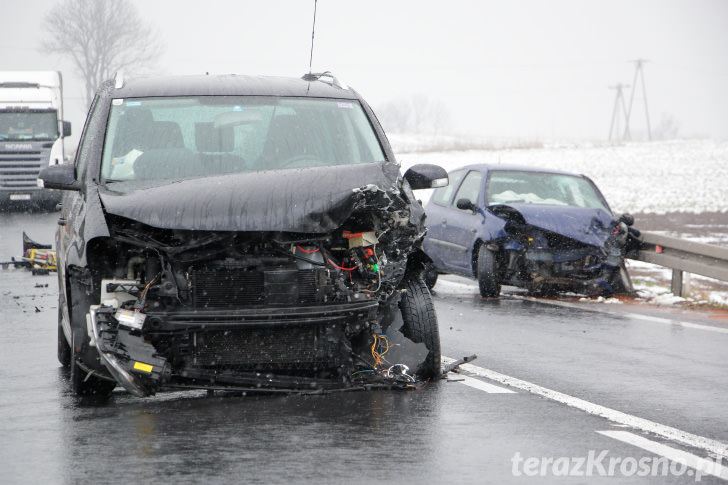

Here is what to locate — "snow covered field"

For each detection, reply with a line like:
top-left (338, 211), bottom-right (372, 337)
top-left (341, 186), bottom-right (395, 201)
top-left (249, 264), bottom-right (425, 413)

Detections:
top-left (390, 136), bottom-right (728, 308)
top-left (392, 137), bottom-right (728, 215)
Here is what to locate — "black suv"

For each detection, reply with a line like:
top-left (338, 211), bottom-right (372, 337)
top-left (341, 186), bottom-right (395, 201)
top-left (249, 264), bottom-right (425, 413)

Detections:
top-left (40, 72), bottom-right (448, 397)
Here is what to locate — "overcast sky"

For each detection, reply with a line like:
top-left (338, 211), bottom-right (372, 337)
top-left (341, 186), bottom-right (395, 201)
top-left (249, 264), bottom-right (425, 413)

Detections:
top-left (3, 0), bottom-right (728, 142)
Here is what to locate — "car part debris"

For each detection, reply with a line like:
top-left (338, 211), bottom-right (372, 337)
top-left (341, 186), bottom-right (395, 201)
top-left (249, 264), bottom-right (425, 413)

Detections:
top-left (0, 232), bottom-right (57, 274)
top-left (441, 354), bottom-right (478, 375)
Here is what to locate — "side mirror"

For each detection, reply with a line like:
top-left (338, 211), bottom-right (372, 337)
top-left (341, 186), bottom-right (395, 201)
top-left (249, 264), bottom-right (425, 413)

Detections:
top-left (62, 120), bottom-right (72, 138)
top-left (403, 164), bottom-right (448, 190)
top-left (456, 198), bottom-right (477, 213)
top-left (38, 163), bottom-right (81, 191)
top-left (619, 213), bottom-right (634, 226)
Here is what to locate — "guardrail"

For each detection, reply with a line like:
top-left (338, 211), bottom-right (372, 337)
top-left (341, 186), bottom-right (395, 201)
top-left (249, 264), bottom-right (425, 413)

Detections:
top-left (627, 231), bottom-right (728, 296)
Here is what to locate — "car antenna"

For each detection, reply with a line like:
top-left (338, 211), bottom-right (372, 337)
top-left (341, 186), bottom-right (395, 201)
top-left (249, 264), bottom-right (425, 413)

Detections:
top-left (306, 0), bottom-right (318, 94)
top-left (308, 0), bottom-right (318, 75)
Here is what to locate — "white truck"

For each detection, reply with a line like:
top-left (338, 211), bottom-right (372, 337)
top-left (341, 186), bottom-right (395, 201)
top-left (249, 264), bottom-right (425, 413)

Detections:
top-left (0, 71), bottom-right (72, 208)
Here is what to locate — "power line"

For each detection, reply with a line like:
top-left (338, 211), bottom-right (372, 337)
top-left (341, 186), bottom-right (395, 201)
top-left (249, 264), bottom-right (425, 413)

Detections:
top-left (608, 83), bottom-right (630, 141)
top-left (625, 59), bottom-right (652, 141)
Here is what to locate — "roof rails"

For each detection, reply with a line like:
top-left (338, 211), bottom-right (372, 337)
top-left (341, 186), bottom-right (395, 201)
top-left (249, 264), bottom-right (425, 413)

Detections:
top-left (301, 71), bottom-right (347, 89)
top-left (114, 70), bottom-right (124, 89)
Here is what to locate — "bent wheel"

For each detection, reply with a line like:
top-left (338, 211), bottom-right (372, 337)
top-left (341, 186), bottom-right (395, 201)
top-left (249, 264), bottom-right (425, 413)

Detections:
top-left (399, 276), bottom-right (441, 379)
top-left (477, 245), bottom-right (501, 298)
top-left (609, 262), bottom-right (634, 295)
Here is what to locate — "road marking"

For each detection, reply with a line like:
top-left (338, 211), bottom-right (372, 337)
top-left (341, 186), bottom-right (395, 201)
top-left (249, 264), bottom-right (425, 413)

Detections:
top-left (442, 356), bottom-right (728, 459)
top-left (597, 430), bottom-right (728, 480)
top-left (457, 375), bottom-right (516, 394)
top-left (522, 297), bottom-right (728, 335)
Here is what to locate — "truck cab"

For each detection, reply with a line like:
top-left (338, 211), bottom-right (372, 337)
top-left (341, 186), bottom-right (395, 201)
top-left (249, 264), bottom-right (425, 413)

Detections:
top-left (0, 71), bottom-right (71, 209)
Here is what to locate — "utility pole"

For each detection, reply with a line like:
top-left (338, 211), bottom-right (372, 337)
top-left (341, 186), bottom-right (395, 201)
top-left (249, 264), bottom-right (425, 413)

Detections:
top-left (608, 83), bottom-right (630, 141)
top-left (625, 59), bottom-right (652, 141)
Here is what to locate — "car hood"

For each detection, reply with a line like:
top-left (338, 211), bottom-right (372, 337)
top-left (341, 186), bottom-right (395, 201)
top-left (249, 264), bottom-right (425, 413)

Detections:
top-left (99, 162), bottom-right (402, 232)
top-left (489, 203), bottom-right (615, 247)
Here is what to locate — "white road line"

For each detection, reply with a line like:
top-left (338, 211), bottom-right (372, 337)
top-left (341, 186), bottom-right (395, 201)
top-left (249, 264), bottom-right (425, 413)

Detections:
top-left (597, 430), bottom-right (728, 480)
top-left (457, 375), bottom-right (516, 394)
top-left (521, 297), bottom-right (728, 335)
top-left (442, 356), bottom-right (728, 459)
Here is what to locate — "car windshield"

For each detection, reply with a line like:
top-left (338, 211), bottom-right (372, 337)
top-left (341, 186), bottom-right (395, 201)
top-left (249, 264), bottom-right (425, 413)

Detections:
top-left (486, 170), bottom-right (610, 212)
top-left (100, 96), bottom-right (386, 183)
top-left (0, 110), bottom-right (59, 141)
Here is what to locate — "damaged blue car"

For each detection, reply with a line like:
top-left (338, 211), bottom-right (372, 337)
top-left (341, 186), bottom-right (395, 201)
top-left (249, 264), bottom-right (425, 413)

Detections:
top-left (422, 165), bottom-right (638, 297)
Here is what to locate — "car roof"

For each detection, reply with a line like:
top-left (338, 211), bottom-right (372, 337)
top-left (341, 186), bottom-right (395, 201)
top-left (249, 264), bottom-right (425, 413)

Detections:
top-left (452, 163), bottom-right (589, 179)
top-left (111, 73), bottom-right (361, 100)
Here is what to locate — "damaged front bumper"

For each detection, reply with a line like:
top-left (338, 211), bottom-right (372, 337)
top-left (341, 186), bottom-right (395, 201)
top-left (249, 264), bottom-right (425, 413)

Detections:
top-left (86, 296), bottom-right (431, 397)
top-left (89, 305), bottom-right (171, 397)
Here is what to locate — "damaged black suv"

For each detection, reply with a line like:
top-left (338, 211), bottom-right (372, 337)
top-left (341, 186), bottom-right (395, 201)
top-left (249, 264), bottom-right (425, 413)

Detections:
top-left (40, 72), bottom-right (448, 397)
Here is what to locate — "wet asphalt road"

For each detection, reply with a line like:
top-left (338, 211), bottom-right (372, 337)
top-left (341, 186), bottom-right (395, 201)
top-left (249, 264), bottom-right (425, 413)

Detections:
top-left (1, 210), bottom-right (727, 484)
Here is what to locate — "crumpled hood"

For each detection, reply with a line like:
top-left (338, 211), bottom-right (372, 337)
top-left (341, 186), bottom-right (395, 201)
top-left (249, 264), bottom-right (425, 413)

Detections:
top-left (99, 162), bottom-right (401, 232)
top-left (489, 203), bottom-right (615, 247)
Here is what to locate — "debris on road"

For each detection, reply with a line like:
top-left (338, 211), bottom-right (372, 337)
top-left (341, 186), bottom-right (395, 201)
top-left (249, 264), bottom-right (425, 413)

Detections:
top-left (0, 231), bottom-right (56, 275)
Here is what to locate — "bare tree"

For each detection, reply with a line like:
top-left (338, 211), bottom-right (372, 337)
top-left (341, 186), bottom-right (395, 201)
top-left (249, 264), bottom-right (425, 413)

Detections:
top-left (41, 0), bottom-right (163, 107)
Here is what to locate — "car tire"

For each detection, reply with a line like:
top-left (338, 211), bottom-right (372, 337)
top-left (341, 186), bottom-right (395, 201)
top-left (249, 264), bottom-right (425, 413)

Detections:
top-left (399, 276), bottom-right (442, 380)
top-left (57, 305), bottom-right (71, 368)
top-left (423, 263), bottom-right (438, 290)
top-left (477, 245), bottom-right (501, 298)
top-left (69, 341), bottom-right (116, 397)
top-left (609, 262), bottom-right (634, 295)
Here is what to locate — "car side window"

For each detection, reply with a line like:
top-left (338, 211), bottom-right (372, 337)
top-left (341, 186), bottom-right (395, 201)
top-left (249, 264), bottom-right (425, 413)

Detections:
top-left (431, 168), bottom-right (466, 206)
top-left (453, 170), bottom-right (483, 211)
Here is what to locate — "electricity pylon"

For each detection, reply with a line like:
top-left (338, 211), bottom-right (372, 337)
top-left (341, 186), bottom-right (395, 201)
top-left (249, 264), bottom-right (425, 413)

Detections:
top-left (608, 83), bottom-right (630, 141)
top-left (625, 59), bottom-right (652, 141)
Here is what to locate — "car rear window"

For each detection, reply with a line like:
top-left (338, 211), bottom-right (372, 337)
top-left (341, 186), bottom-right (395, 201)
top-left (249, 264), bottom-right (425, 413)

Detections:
top-left (101, 96), bottom-right (386, 183)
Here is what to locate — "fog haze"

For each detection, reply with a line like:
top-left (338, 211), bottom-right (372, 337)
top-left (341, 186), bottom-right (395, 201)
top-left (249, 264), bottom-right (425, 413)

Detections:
top-left (3, 0), bottom-right (727, 143)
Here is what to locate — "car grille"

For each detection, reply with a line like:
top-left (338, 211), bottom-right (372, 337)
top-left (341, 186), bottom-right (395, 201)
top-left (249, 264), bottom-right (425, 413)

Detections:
top-left (192, 324), bottom-right (343, 369)
top-left (191, 267), bottom-right (320, 308)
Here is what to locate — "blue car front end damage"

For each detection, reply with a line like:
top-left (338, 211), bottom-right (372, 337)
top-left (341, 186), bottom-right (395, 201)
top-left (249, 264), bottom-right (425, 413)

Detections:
top-left (485, 203), bottom-right (636, 295)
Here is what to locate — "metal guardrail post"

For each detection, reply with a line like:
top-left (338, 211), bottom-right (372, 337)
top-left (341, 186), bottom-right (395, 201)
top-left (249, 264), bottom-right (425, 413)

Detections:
top-left (671, 269), bottom-right (683, 297)
top-left (627, 231), bottom-right (728, 296)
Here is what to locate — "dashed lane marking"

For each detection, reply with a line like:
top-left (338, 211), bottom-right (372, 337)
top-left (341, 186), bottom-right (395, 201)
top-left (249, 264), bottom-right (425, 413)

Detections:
top-left (442, 356), bottom-right (728, 459)
top-left (457, 375), bottom-right (517, 394)
top-left (597, 430), bottom-right (728, 481)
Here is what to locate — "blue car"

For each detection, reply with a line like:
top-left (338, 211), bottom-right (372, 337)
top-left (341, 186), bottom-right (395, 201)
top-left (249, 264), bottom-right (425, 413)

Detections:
top-left (422, 164), bottom-right (638, 297)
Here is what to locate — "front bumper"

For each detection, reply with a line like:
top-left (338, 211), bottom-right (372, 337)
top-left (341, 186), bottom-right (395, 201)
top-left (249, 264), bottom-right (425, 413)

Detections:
top-left (88, 301), bottom-right (379, 396)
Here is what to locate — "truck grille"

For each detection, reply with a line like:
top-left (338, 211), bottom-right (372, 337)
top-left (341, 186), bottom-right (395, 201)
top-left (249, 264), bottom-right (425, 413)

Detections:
top-left (0, 150), bottom-right (43, 189)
